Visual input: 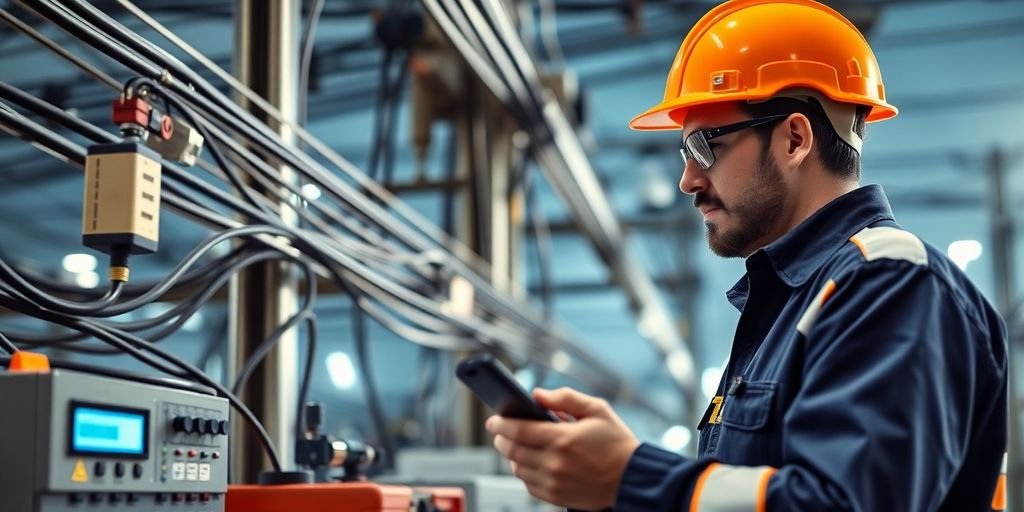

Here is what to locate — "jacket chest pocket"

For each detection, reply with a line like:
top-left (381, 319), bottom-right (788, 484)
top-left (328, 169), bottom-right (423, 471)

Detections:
top-left (717, 381), bottom-right (781, 462)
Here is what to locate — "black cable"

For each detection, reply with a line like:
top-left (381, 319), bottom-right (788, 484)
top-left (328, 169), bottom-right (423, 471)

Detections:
top-left (0, 257), bottom-right (125, 315)
top-left (295, 315), bottom-right (317, 439)
top-left (7, 247), bottom-right (275, 349)
top-left (9, 243), bottom-right (249, 300)
top-left (166, 96), bottom-right (278, 219)
top-left (230, 258), bottom-right (317, 398)
top-left (350, 298), bottom-right (397, 470)
top-left (298, 0), bottom-right (326, 132)
top-left (0, 331), bottom-right (19, 354)
top-left (367, 46), bottom-right (394, 181)
top-left (381, 52), bottom-right (410, 187)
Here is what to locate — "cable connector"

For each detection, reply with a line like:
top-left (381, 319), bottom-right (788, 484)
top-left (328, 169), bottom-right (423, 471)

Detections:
top-left (112, 96), bottom-right (171, 141)
top-left (145, 115), bottom-right (204, 166)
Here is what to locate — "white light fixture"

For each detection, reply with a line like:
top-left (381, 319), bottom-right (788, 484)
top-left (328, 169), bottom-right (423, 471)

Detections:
top-left (637, 154), bottom-right (675, 210)
top-left (666, 349), bottom-right (693, 382)
top-left (551, 350), bottom-right (572, 373)
top-left (301, 183), bottom-right (322, 201)
top-left (660, 425), bottom-right (692, 452)
top-left (441, 276), bottom-right (475, 317)
top-left (637, 307), bottom-right (659, 339)
top-left (183, 312), bottom-right (205, 332)
top-left (74, 271), bottom-right (100, 288)
top-left (326, 351), bottom-right (357, 390)
top-left (947, 240), bottom-right (983, 271)
top-left (701, 366), bottom-right (725, 399)
top-left (514, 369), bottom-right (535, 390)
top-left (62, 253), bottom-right (97, 274)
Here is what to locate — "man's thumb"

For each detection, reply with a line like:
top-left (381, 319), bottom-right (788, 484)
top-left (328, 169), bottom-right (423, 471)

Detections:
top-left (533, 387), bottom-right (607, 418)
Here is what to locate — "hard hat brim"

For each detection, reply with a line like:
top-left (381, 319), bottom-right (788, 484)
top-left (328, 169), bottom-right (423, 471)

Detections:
top-left (629, 90), bottom-right (898, 131)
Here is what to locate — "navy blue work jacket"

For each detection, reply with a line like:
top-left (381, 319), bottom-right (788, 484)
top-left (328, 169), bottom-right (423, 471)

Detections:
top-left (615, 185), bottom-right (1008, 511)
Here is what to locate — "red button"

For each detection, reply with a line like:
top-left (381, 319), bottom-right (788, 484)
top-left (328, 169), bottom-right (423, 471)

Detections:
top-left (187, 450), bottom-right (197, 458)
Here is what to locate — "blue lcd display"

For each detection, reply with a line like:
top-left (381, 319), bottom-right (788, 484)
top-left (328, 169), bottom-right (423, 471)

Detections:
top-left (71, 405), bottom-right (147, 457)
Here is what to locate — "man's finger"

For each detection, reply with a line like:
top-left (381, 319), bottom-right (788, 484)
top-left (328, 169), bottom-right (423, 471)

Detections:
top-left (534, 387), bottom-right (608, 418)
top-left (510, 462), bottom-right (555, 503)
top-left (486, 416), bottom-right (564, 447)
top-left (493, 435), bottom-right (547, 469)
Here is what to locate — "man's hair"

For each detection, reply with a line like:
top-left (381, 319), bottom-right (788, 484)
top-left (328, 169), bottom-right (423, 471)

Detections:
top-left (738, 98), bottom-right (869, 180)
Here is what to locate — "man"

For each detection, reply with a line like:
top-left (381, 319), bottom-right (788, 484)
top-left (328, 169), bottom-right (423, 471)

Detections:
top-left (485, 0), bottom-right (1009, 510)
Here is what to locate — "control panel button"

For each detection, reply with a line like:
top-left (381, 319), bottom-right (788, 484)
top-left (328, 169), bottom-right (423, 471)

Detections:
top-left (109, 493), bottom-right (123, 503)
top-left (127, 493), bottom-right (140, 503)
top-left (155, 493), bottom-right (169, 503)
top-left (89, 493), bottom-right (103, 504)
top-left (173, 493), bottom-right (185, 503)
top-left (93, 462), bottom-right (105, 477)
top-left (133, 463), bottom-right (144, 479)
top-left (114, 462), bottom-right (125, 478)
top-left (187, 449), bottom-right (197, 459)
top-left (68, 493), bottom-right (85, 504)
top-left (187, 493), bottom-right (199, 502)
top-left (172, 416), bottom-right (194, 433)
top-left (211, 451), bottom-right (221, 459)
top-left (200, 451), bottom-right (209, 459)
top-left (216, 419), bottom-right (230, 436)
top-left (174, 448), bottom-right (184, 457)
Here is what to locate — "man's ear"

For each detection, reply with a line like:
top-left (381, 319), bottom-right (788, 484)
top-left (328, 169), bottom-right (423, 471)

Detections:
top-left (776, 113), bottom-right (813, 170)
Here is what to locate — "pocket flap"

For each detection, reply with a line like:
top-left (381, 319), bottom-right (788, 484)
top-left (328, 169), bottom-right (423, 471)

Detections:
top-left (720, 381), bottom-right (777, 431)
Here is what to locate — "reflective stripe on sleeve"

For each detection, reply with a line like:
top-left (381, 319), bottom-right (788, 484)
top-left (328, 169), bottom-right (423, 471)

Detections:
top-left (690, 463), bottom-right (777, 512)
top-left (796, 279), bottom-right (836, 336)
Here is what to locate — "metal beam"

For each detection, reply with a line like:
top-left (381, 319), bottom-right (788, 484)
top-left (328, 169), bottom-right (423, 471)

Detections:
top-left (228, 0), bottom-right (301, 483)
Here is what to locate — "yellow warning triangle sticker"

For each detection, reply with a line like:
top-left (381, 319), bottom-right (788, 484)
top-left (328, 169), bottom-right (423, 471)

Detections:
top-left (71, 460), bottom-right (88, 483)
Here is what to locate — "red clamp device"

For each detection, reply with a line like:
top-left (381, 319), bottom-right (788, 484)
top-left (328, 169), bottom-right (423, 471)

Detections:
top-left (112, 96), bottom-right (173, 141)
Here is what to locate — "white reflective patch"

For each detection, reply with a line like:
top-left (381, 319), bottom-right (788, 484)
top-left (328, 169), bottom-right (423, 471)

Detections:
top-left (694, 464), bottom-right (776, 512)
top-left (850, 227), bottom-right (928, 266)
top-left (1002, 453), bottom-right (1008, 474)
top-left (796, 280), bottom-right (836, 336)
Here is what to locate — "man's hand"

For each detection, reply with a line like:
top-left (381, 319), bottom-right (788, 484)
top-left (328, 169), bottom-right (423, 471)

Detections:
top-left (485, 387), bottom-right (640, 510)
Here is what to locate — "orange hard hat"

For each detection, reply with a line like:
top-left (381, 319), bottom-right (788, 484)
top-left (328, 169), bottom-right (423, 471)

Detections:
top-left (629, 0), bottom-right (898, 130)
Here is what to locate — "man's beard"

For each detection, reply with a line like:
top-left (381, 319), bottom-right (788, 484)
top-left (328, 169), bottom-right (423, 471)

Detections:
top-left (702, 151), bottom-right (787, 258)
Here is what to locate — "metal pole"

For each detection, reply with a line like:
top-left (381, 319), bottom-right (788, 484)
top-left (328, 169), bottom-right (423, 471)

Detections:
top-left (228, 0), bottom-right (301, 483)
top-left (988, 147), bottom-right (1020, 512)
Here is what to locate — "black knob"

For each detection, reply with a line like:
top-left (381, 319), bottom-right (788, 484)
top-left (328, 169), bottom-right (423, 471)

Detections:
top-left (132, 463), bottom-right (143, 479)
top-left (114, 462), bottom-right (125, 478)
top-left (216, 419), bottom-right (230, 436)
top-left (172, 416), bottom-right (194, 433)
top-left (203, 418), bottom-right (217, 435)
top-left (195, 418), bottom-right (209, 435)
top-left (93, 462), bottom-right (106, 477)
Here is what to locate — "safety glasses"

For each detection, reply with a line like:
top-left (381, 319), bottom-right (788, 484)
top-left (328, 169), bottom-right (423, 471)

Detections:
top-left (680, 114), bottom-right (790, 170)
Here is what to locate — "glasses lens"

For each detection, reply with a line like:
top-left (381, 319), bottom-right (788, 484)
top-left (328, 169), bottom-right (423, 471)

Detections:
top-left (684, 132), bottom-right (714, 169)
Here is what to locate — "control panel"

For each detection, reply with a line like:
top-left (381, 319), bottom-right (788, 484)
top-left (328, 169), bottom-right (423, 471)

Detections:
top-left (0, 369), bottom-right (229, 511)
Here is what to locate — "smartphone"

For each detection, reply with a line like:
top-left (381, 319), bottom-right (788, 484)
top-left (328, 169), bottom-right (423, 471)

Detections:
top-left (455, 354), bottom-right (559, 422)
